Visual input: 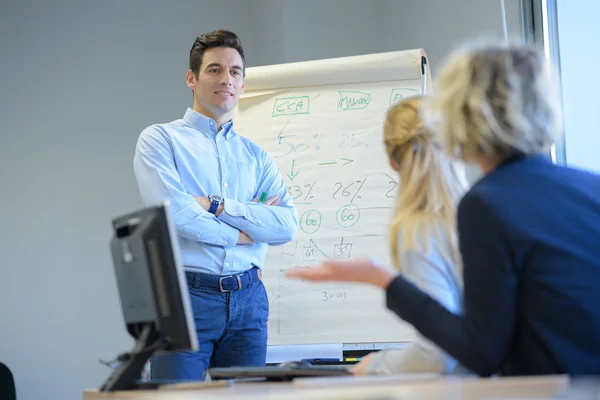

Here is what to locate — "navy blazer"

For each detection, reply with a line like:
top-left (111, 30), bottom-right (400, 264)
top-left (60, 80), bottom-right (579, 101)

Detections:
top-left (387, 154), bottom-right (600, 376)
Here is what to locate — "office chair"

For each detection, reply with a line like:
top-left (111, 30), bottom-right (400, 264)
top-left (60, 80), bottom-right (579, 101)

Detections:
top-left (0, 362), bottom-right (16, 400)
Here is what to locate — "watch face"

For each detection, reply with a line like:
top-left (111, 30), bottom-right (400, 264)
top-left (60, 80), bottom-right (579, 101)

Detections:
top-left (209, 195), bottom-right (223, 203)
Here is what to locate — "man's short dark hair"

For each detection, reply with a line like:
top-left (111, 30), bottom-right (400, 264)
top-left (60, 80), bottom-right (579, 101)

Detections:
top-left (189, 30), bottom-right (246, 77)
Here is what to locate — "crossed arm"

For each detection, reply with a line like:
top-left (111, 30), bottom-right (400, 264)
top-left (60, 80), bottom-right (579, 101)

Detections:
top-left (133, 127), bottom-right (298, 247)
top-left (193, 194), bottom-right (282, 244)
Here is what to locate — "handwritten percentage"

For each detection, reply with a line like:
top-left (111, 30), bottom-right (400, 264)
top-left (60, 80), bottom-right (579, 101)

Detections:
top-left (313, 133), bottom-right (323, 150)
top-left (352, 179), bottom-right (366, 202)
top-left (332, 178), bottom-right (367, 202)
top-left (364, 132), bottom-right (373, 147)
top-left (304, 181), bottom-right (316, 200)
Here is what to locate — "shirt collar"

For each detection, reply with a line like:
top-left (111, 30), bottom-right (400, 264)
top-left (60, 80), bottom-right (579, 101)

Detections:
top-left (183, 108), bottom-right (235, 139)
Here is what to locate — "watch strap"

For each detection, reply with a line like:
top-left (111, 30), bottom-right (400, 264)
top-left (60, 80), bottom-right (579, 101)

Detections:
top-left (208, 198), bottom-right (220, 214)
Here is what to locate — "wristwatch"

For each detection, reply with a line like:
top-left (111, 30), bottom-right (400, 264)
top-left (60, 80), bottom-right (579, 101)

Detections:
top-left (208, 194), bottom-right (224, 215)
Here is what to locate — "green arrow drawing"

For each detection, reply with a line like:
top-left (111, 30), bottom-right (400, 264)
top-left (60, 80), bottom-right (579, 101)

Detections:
top-left (309, 239), bottom-right (332, 260)
top-left (286, 160), bottom-right (299, 180)
top-left (319, 158), bottom-right (354, 166)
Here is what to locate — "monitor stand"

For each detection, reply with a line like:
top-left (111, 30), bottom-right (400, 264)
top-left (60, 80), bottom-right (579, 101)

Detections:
top-left (100, 323), bottom-right (161, 392)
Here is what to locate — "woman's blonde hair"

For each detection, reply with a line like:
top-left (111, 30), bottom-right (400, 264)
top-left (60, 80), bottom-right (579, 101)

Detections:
top-left (432, 42), bottom-right (562, 161)
top-left (384, 96), bottom-right (466, 272)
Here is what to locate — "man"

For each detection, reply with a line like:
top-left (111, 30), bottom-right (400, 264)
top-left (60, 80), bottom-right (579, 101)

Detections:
top-left (133, 29), bottom-right (298, 381)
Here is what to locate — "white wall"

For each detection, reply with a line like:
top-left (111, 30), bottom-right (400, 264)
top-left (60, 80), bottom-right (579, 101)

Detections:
top-left (556, 0), bottom-right (600, 173)
top-left (250, 0), bottom-right (522, 72)
top-left (0, 1), bottom-right (522, 399)
top-left (0, 2), bottom-right (255, 399)
top-left (380, 0), bottom-right (522, 75)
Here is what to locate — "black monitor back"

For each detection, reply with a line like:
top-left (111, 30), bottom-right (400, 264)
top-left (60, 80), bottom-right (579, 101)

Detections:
top-left (110, 203), bottom-right (196, 352)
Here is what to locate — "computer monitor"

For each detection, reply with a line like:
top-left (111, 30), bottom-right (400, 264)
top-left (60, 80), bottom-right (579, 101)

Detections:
top-left (100, 202), bottom-right (198, 392)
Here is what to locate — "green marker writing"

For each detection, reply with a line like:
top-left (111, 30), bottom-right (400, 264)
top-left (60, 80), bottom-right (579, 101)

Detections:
top-left (258, 192), bottom-right (268, 203)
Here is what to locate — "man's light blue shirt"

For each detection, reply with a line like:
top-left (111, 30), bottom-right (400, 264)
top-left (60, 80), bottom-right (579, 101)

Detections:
top-left (133, 108), bottom-right (298, 275)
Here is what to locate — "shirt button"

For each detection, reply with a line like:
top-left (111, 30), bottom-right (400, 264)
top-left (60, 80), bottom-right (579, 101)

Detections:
top-left (224, 241), bottom-right (228, 246)
top-left (224, 183), bottom-right (229, 188)
top-left (225, 262), bottom-right (230, 267)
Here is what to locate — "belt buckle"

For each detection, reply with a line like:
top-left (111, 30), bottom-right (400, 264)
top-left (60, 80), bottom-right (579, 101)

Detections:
top-left (219, 274), bottom-right (243, 293)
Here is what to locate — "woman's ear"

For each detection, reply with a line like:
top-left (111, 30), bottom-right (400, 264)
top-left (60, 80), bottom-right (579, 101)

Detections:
top-left (388, 154), bottom-right (400, 172)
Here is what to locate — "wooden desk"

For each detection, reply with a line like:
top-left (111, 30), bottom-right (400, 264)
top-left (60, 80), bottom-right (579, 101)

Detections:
top-left (84, 375), bottom-right (573, 399)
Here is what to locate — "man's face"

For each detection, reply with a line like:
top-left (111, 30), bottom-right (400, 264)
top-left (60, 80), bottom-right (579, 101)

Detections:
top-left (188, 47), bottom-right (245, 119)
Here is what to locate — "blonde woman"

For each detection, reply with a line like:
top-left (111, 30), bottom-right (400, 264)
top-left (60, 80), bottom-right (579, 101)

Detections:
top-left (363, 95), bottom-right (468, 375)
top-left (307, 95), bottom-right (469, 375)
top-left (288, 43), bottom-right (600, 377)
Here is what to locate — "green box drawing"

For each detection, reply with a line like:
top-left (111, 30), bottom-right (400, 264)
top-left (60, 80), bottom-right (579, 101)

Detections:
top-left (338, 91), bottom-right (371, 110)
top-left (389, 88), bottom-right (420, 106)
top-left (272, 96), bottom-right (310, 117)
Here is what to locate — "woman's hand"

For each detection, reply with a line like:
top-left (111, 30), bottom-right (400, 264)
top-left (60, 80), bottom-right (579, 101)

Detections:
top-left (285, 258), bottom-right (397, 289)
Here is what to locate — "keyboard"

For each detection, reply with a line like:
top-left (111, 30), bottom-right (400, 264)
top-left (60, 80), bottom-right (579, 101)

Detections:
top-left (209, 364), bottom-right (351, 381)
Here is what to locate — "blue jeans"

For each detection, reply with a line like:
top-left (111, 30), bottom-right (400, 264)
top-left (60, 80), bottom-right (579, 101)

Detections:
top-left (150, 270), bottom-right (269, 381)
